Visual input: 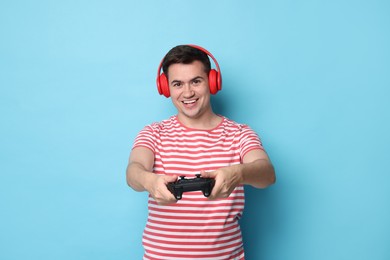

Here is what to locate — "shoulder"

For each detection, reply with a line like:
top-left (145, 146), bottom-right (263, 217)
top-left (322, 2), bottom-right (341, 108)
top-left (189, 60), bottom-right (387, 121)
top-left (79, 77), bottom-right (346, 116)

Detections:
top-left (221, 116), bottom-right (251, 132)
top-left (142, 116), bottom-right (180, 133)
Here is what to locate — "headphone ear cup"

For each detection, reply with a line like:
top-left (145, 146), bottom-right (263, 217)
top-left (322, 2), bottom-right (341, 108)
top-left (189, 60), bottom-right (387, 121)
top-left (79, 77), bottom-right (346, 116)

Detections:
top-left (157, 73), bottom-right (170, 98)
top-left (208, 69), bottom-right (221, 95)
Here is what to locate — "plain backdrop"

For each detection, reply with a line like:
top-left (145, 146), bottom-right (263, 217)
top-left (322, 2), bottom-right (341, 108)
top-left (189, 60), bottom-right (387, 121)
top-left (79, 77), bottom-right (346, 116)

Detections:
top-left (1, 0), bottom-right (389, 259)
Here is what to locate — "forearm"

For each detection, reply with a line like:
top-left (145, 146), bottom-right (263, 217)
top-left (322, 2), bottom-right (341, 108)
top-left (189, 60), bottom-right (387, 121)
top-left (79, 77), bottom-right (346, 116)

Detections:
top-left (126, 160), bottom-right (179, 205)
top-left (201, 157), bottom-right (275, 199)
top-left (126, 162), bottom-right (156, 192)
top-left (235, 159), bottom-right (276, 188)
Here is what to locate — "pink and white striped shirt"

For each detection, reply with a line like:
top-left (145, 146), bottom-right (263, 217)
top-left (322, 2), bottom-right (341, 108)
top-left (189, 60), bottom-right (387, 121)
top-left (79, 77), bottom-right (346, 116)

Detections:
top-left (132, 115), bottom-right (263, 260)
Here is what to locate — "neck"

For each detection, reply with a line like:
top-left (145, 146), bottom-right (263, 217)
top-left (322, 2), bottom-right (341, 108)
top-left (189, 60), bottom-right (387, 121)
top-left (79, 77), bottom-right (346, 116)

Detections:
top-left (177, 112), bottom-right (222, 130)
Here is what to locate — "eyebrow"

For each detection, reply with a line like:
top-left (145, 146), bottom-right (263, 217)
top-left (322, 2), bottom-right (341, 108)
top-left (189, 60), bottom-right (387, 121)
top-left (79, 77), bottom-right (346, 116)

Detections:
top-left (170, 76), bottom-right (204, 85)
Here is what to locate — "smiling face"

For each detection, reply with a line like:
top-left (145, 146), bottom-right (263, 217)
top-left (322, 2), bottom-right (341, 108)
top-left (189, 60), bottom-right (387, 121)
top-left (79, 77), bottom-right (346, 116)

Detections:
top-left (167, 60), bottom-right (215, 126)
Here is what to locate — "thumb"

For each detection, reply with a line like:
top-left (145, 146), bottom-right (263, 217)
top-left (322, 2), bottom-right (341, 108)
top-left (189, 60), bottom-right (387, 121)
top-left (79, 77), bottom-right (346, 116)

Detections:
top-left (200, 170), bottom-right (216, 178)
top-left (165, 174), bottom-right (178, 183)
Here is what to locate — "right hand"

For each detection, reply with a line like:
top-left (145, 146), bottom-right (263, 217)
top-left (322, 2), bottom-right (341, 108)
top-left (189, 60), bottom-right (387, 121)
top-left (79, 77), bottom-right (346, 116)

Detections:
top-left (146, 174), bottom-right (178, 205)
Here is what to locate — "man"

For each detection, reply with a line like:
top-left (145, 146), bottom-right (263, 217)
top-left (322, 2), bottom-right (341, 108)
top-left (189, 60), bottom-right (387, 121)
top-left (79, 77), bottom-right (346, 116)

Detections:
top-left (126, 45), bottom-right (275, 260)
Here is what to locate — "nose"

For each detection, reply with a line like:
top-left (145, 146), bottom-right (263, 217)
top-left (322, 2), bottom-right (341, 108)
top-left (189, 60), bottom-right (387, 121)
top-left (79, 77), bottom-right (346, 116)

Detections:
top-left (182, 83), bottom-right (194, 97)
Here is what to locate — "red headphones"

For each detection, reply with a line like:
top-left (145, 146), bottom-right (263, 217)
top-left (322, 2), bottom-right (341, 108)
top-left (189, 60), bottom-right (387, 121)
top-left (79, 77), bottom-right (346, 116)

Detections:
top-left (156, 44), bottom-right (222, 98)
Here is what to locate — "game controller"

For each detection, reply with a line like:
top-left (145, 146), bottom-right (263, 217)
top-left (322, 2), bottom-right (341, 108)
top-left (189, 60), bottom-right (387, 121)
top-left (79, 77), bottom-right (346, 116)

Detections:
top-left (167, 174), bottom-right (215, 200)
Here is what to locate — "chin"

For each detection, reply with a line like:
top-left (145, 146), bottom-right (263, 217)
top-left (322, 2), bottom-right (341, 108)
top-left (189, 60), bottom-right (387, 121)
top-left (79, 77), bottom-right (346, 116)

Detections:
top-left (181, 110), bottom-right (201, 119)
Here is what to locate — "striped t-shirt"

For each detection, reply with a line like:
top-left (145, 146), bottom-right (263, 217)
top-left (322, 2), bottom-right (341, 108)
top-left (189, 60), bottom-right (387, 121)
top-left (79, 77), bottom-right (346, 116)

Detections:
top-left (132, 115), bottom-right (263, 260)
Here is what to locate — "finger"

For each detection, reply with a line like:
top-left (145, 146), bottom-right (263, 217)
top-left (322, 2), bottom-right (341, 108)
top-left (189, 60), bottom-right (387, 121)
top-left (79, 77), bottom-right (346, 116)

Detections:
top-left (153, 188), bottom-right (178, 205)
top-left (161, 188), bottom-right (179, 204)
top-left (208, 180), bottom-right (222, 200)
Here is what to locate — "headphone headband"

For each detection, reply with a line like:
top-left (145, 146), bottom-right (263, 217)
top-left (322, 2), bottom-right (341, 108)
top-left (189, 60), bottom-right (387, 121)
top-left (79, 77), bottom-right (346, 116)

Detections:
top-left (156, 44), bottom-right (222, 97)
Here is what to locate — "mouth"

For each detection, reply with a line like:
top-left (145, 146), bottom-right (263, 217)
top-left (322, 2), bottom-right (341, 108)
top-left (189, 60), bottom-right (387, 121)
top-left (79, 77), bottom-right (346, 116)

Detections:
top-left (182, 99), bottom-right (198, 105)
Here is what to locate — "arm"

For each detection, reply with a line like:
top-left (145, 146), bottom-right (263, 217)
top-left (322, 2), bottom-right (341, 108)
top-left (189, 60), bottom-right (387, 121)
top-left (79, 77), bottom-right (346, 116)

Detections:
top-left (240, 148), bottom-right (276, 188)
top-left (201, 149), bottom-right (275, 199)
top-left (126, 147), bottom-right (178, 205)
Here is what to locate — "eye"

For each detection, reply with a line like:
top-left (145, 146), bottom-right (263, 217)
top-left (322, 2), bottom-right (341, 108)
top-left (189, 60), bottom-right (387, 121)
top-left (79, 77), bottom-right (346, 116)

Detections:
top-left (172, 81), bottom-right (182, 88)
top-left (192, 79), bottom-right (201, 85)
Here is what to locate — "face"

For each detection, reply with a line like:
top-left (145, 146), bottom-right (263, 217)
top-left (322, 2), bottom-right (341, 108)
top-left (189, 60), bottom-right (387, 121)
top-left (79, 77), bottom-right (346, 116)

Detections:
top-left (167, 60), bottom-right (213, 122)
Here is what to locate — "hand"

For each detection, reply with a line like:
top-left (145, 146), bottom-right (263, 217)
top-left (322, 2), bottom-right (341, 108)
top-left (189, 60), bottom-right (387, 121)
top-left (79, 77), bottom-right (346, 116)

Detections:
top-left (146, 174), bottom-right (178, 205)
top-left (200, 167), bottom-right (243, 200)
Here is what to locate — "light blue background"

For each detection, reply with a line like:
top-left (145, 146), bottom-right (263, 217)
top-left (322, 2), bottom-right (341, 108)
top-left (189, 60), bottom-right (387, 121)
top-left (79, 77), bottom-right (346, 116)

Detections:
top-left (1, 0), bottom-right (389, 259)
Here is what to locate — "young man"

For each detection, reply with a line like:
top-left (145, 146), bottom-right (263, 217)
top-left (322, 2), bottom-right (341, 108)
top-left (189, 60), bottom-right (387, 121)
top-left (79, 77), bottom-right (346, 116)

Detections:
top-left (126, 45), bottom-right (275, 260)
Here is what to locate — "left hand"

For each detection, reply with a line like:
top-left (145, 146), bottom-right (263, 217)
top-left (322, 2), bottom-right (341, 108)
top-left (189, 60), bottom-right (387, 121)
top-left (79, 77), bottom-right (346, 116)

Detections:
top-left (200, 167), bottom-right (243, 200)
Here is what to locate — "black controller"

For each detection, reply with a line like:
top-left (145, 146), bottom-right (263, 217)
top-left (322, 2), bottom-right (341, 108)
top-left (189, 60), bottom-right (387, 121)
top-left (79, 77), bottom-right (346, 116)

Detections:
top-left (167, 174), bottom-right (215, 200)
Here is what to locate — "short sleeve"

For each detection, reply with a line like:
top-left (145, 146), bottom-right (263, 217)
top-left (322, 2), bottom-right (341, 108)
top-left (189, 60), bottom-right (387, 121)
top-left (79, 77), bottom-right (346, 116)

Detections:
top-left (239, 125), bottom-right (264, 159)
top-left (132, 125), bottom-right (157, 153)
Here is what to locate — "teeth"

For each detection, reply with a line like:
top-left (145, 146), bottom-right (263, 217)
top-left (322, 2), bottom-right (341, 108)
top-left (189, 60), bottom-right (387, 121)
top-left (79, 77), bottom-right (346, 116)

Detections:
top-left (183, 100), bottom-right (196, 104)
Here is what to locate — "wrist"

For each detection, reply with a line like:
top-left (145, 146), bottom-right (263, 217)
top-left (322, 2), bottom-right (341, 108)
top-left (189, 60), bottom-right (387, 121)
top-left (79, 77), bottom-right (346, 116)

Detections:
top-left (231, 164), bottom-right (245, 185)
top-left (143, 171), bottom-right (157, 193)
